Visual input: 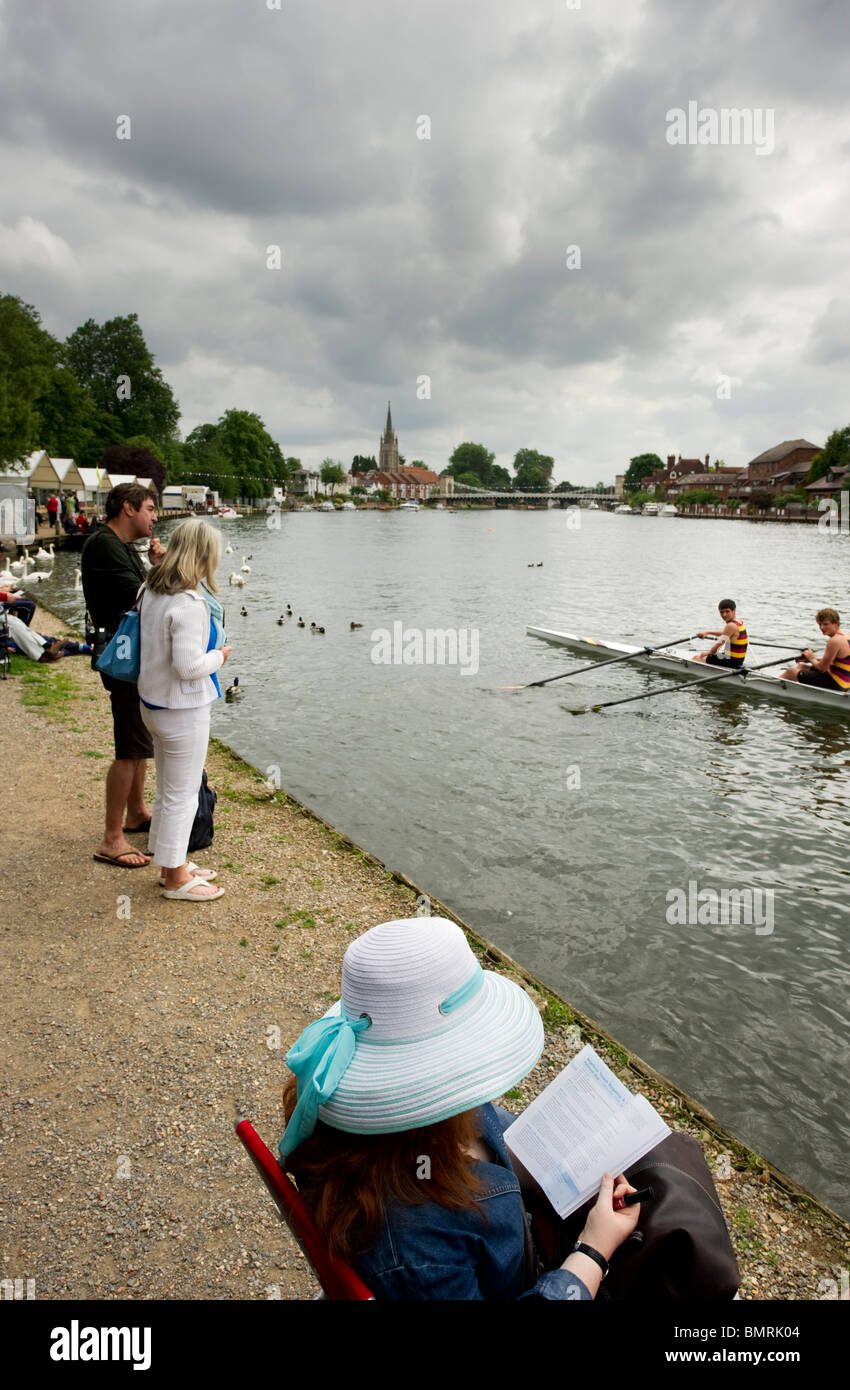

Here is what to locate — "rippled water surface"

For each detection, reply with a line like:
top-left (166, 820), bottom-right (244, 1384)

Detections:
top-left (40, 510), bottom-right (850, 1214)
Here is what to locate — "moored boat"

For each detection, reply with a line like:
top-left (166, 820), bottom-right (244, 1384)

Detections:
top-left (659, 504), bottom-right (679, 516)
top-left (217, 506), bottom-right (238, 519)
top-left (641, 502), bottom-right (660, 515)
top-left (526, 626), bottom-right (850, 718)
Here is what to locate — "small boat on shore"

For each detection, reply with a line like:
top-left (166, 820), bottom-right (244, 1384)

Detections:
top-left (398, 501), bottom-right (420, 511)
top-left (660, 504), bottom-right (679, 517)
top-left (526, 627), bottom-right (850, 718)
top-left (641, 502), bottom-right (660, 516)
top-left (614, 504), bottom-right (632, 514)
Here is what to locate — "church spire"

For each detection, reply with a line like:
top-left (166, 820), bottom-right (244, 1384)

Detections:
top-left (385, 400), bottom-right (393, 436)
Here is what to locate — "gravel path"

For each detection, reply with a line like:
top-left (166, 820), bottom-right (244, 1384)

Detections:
top-left (1, 605), bottom-right (847, 1300)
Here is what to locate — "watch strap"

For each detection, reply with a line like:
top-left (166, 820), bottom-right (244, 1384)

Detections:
top-left (570, 1241), bottom-right (609, 1278)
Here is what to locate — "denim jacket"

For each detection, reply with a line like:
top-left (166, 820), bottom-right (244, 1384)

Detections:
top-left (353, 1104), bottom-right (592, 1301)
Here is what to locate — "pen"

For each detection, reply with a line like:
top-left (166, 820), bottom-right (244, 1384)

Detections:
top-left (612, 1184), bottom-right (654, 1211)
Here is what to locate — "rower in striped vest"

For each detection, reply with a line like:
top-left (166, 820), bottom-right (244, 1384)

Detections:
top-left (781, 608), bottom-right (850, 691)
top-left (694, 599), bottom-right (749, 669)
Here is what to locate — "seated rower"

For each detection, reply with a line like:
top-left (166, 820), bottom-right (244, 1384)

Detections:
top-left (693, 599), bottom-right (748, 668)
top-left (781, 608), bottom-right (850, 690)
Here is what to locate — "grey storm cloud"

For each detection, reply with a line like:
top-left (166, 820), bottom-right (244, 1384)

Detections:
top-left (0, 0), bottom-right (847, 476)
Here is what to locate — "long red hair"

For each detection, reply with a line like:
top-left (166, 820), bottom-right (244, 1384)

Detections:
top-left (282, 1076), bottom-right (486, 1261)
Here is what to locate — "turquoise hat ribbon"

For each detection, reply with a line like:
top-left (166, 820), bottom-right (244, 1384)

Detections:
top-left (279, 1012), bottom-right (371, 1158)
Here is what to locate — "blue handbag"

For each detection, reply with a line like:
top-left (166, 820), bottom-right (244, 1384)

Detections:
top-left (95, 594), bottom-right (142, 682)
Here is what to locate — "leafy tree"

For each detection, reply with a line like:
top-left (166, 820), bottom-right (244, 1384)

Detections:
top-left (807, 426), bottom-right (850, 483)
top-left (212, 410), bottom-right (287, 499)
top-left (320, 460), bottom-right (346, 495)
top-left (96, 441), bottom-right (167, 493)
top-left (447, 442), bottom-right (495, 485)
top-left (513, 448), bottom-right (554, 492)
top-left (65, 313), bottom-right (180, 446)
top-left (75, 410), bottom-right (124, 469)
top-left (455, 471), bottom-right (484, 490)
top-left (0, 294), bottom-right (59, 467)
top-left (489, 464), bottom-right (512, 491)
top-left (184, 422), bottom-right (230, 490)
top-left (374, 488), bottom-right (391, 503)
top-left (352, 454), bottom-right (376, 472)
top-left (553, 480), bottom-right (576, 493)
top-left (624, 452), bottom-right (663, 492)
top-left (34, 363), bottom-right (98, 461)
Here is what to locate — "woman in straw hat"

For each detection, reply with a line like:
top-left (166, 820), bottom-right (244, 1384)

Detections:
top-left (279, 916), bottom-right (640, 1299)
top-left (138, 517), bottom-right (231, 901)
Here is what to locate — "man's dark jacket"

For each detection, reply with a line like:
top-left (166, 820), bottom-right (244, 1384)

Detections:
top-left (81, 523), bottom-right (146, 635)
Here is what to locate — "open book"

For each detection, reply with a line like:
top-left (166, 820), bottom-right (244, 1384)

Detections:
top-left (503, 1044), bottom-right (670, 1218)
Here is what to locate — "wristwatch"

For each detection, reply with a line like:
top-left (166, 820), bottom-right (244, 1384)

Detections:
top-left (570, 1241), bottom-right (609, 1278)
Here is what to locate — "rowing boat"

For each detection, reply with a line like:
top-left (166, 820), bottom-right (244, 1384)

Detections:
top-left (526, 627), bottom-right (850, 717)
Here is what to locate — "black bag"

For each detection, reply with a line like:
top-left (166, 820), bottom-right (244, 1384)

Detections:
top-left (527, 1132), bottom-right (739, 1300)
top-left (188, 769), bottom-right (217, 852)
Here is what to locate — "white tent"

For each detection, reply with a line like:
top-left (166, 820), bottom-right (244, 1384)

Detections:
top-left (52, 458), bottom-right (87, 492)
top-left (77, 467), bottom-right (111, 503)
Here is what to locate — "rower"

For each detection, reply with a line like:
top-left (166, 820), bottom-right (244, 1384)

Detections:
top-left (693, 599), bottom-right (748, 668)
top-left (781, 608), bottom-right (850, 689)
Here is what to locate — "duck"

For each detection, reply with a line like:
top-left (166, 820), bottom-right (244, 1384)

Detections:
top-left (286, 604), bottom-right (293, 616)
top-left (245, 554), bottom-right (253, 560)
top-left (350, 621), bottom-right (363, 630)
top-left (536, 562), bottom-right (543, 567)
top-left (228, 572), bottom-right (245, 587)
top-left (315, 625), bottom-right (325, 635)
top-left (277, 615), bottom-right (286, 625)
top-left (240, 606), bottom-right (248, 617)
top-left (297, 617), bottom-right (305, 628)
top-left (225, 677), bottom-right (241, 701)
top-left (527, 563), bottom-right (534, 567)
top-left (241, 556), bottom-right (251, 573)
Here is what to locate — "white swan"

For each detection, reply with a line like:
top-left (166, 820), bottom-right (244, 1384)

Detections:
top-left (228, 572), bottom-right (245, 587)
top-left (74, 568), bottom-right (82, 590)
top-left (241, 556), bottom-right (251, 572)
top-left (225, 544), bottom-right (233, 555)
top-left (0, 564), bottom-right (15, 585)
top-left (10, 552), bottom-right (26, 574)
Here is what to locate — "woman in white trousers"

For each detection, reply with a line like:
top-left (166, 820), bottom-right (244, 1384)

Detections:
top-left (138, 518), bottom-right (231, 901)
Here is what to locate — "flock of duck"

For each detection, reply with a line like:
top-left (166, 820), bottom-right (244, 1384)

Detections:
top-left (221, 547), bottom-right (363, 703)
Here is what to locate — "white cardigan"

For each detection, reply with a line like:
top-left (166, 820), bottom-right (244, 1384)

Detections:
top-left (136, 586), bottom-right (224, 709)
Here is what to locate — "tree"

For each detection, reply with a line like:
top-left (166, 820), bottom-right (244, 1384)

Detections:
top-left (513, 448), bottom-right (554, 492)
top-left (214, 409), bottom-right (287, 499)
top-left (320, 460), bottom-right (346, 496)
top-left (184, 422), bottom-right (231, 491)
top-left (65, 313), bottom-right (180, 446)
top-left (0, 294), bottom-right (59, 467)
top-left (553, 480), bottom-right (576, 493)
top-left (455, 471), bottom-right (484, 490)
top-left (489, 464), bottom-right (512, 491)
top-left (34, 363), bottom-right (98, 461)
top-left (96, 441), bottom-right (167, 494)
top-left (807, 426), bottom-right (850, 483)
top-left (624, 453), bottom-right (663, 492)
top-left (447, 442), bottom-right (495, 485)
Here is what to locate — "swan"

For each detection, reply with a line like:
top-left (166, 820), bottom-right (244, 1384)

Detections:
top-left (225, 544), bottom-right (233, 555)
top-left (0, 564), bottom-right (15, 585)
top-left (10, 552), bottom-right (26, 574)
top-left (241, 556), bottom-right (251, 572)
top-left (228, 572), bottom-right (245, 587)
top-left (74, 568), bottom-right (83, 590)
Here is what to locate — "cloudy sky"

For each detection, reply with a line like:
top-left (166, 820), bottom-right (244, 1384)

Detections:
top-left (1, 0), bottom-right (848, 483)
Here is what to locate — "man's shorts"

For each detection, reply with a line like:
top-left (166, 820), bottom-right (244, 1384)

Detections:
top-left (797, 667), bottom-right (843, 691)
top-left (100, 674), bottom-right (154, 760)
top-left (704, 653), bottom-right (744, 669)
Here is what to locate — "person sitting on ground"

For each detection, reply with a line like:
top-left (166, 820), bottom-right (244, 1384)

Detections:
top-left (1, 609), bottom-right (91, 662)
top-left (693, 599), bottom-right (748, 667)
top-left (781, 608), bottom-right (850, 690)
top-left (278, 916), bottom-right (640, 1300)
top-left (76, 512), bottom-right (89, 533)
top-left (62, 511), bottom-right (78, 535)
top-left (0, 587), bottom-right (36, 626)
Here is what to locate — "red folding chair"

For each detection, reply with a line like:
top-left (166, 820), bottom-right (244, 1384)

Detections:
top-left (235, 1117), bottom-right (375, 1301)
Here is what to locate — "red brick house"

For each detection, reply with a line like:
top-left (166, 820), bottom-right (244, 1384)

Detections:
top-left (738, 440), bottom-right (821, 495)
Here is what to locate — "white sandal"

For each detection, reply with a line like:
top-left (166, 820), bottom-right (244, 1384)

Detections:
top-left (158, 862), bottom-right (217, 887)
top-left (161, 876), bottom-right (225, 902)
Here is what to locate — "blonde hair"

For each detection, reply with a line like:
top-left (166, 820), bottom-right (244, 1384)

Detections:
top-left (145, 518), bottom-right (221, 596)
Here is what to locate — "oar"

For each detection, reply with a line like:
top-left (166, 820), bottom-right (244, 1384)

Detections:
top-left (499, 634), bottom-right (700, 691)
top-left (569, 653), bottom-right (804, 715)
top-left (747, 638), bottom-right (812, 650)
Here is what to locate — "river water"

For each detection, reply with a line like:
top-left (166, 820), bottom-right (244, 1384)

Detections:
top-left (36, 508), bottom-right (850, 1215)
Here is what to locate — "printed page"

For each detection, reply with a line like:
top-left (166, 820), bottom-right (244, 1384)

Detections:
top-left (503, 1045), bottom-right (670, 1217)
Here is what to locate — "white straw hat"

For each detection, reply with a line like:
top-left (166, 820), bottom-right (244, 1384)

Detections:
top-left (279, 917), bottom-right (544, 1155)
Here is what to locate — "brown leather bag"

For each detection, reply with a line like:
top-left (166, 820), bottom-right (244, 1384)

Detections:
top-left (526, 1132), bottom-right (740, 1300)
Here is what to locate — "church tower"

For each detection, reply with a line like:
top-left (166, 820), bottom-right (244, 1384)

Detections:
top-left (378, 401), bottom-right (399, 473)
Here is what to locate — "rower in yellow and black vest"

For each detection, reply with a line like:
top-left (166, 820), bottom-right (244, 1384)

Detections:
top-left (694, 599), bottom-right (748, 668)
top-left (781, 608), bottom-right (850, 690)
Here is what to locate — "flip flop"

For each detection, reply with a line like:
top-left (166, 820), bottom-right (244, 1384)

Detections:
top-left (123, 818), bottom-right (152, 833)
top-left (161, 876), bottom-right (225, 902)
top-left (93, 850), bottom-right (151, 869)
top-left (157, 863), bottom-right (217, 887)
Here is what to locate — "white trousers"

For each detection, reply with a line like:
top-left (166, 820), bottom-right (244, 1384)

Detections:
top-left (140, 703), bottom-right (211, 868)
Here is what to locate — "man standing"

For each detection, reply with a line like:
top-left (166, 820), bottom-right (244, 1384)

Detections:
top-left (46, 493), bottom-right (59, 535)
top-left (693, 599), bottom-right (748, 668)
top-left (82, 482), bottom-right (165, 868)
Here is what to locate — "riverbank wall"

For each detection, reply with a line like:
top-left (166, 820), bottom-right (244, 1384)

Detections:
top-left (1, 602), bottom-right (847, 1300)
